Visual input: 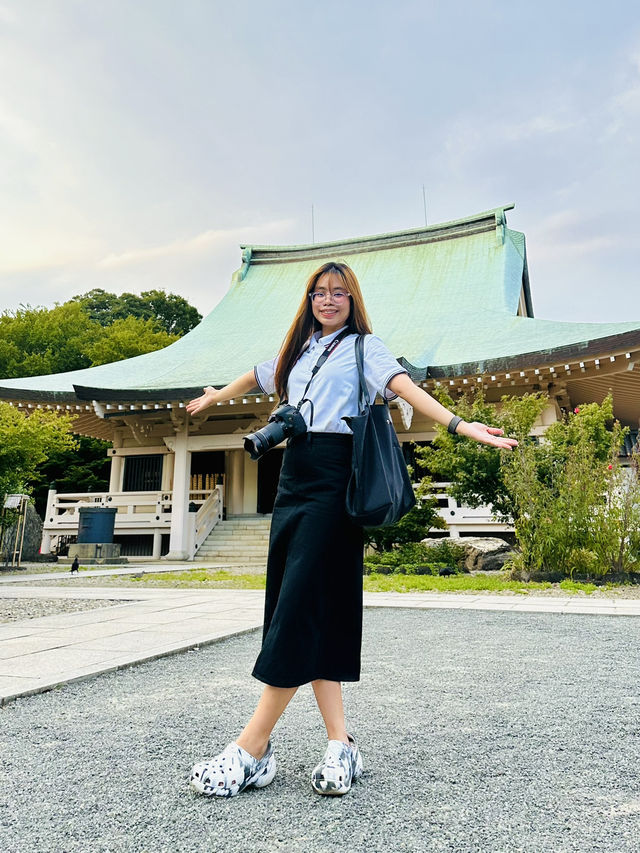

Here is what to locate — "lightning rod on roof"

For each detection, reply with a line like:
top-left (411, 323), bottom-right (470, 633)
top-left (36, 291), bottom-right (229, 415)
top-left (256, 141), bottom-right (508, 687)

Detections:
top-left (422, 185), bottom-right (428, 226)
top-left (311, 204), bottom-right (315, 243)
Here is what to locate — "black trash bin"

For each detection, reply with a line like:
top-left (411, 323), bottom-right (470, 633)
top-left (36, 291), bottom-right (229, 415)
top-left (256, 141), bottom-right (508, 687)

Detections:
top-left (77, 507), bottom-right (117, 544)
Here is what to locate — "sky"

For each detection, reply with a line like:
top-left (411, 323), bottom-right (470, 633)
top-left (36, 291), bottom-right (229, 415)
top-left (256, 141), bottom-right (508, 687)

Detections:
top-left (0, 0), bottom-right (639, 324)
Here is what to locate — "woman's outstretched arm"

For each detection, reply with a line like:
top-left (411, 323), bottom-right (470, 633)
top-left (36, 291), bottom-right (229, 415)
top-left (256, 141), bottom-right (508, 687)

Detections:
top-left (387, 373), bottom-right (518, 450)
top-left (186, 370), bottom-right (258, 415)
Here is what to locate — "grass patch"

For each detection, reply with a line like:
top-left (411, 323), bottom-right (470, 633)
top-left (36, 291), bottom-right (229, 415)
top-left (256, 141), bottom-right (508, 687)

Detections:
top-left (13, 567), bottom-right (631, 596)
top-left (558, 579), bottom-right (598, 595)
top-left (128, 568), bottom-right (266, 589)
top-left (363, 572), bottom-right (552, 594)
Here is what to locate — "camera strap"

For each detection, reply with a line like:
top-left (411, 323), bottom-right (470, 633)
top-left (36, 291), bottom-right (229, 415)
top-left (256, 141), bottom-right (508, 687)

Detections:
top-left (295, 327), bottom-right (351, 426)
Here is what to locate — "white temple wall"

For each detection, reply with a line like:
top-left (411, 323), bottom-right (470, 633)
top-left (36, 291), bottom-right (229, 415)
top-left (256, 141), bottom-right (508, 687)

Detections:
top-left (166, 421), bottom-right (191, 559)
top-left (243, 454), bottom-right (258, 514)
top-left (162, 453), bottom-right (173, 491)
top-left (225, 450), bottom-right (245, 516)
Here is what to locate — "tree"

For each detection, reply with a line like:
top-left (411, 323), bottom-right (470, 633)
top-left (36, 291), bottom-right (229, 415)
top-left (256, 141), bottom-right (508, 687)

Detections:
top-left (31, 435), bottom-right (111, 517)
top-left (0, 303), bottom-right (180, 379)
top-left (72, 288), bottom-right (202, 336)
top-left (502, 396), bottom-right (640, 579)
top-left (0, 402), bottom-right (77, 500)
top-left (85, 316), bottom-right (178, 365)
top-left (0, 290), bottom-right (199, 518)
top-left (421, 390), bottom-right (640, 579)
top-left (133, 289), bottom-right (202, 336)
top-left (0, 302), bottom-right (99, 378)
top-left (421, 388), bottom-right (549, 521)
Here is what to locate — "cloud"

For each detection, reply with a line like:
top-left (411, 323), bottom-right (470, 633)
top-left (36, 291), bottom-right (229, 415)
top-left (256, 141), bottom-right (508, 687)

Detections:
top-left (0, 4), bottom-right (17, 24)
top-left (529, 233), bottom-right (623, 263)
top-left (96, 219), bottom-right (295, 269)
top-left (0, 232), bottom-right (105, 274)
top-left (0, 217), bottom-right (300, 315)
top-left (604, 46), bottom-right (640, 139)
top-left (0, 103), bottom-right (41, 149)
top-left (500, 114), bottom-right (579, 141)
top-left (439, 104), bottom-right (581, 177)
top-left (525, 208), bottom-right (627, 262)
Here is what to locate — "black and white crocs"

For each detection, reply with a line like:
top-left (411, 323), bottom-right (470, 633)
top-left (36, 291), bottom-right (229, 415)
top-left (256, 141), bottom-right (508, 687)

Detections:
top-left (189, 741), bottom-right (276, 798)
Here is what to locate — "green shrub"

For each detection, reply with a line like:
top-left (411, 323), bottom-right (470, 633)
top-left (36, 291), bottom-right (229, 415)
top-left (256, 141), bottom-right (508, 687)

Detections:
top-left (425, 389), bottom-right (640, 582)
top-left (363, 540), bottom-right (466, 576)
top-left (503, 398), bottom-right (640, 580)
top-left (401, 562), bottom-right (449, 576)
top-left (418, 539), bottom-right (466, 566)
top-left (421, 388), bottom-right (550, 522)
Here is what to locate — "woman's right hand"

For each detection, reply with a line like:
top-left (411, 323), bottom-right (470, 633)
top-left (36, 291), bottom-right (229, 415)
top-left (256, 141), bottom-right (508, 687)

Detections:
top-left (186, 386), bottom-right (218, 415)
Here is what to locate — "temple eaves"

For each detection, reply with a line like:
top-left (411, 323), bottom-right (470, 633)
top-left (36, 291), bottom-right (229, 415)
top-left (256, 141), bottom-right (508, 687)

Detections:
top-left (0, 203), bottom-right (639, 409)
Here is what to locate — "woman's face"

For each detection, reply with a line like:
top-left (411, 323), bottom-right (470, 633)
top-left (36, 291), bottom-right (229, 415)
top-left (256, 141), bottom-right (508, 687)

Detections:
top-left (310, 272), bottom-right (351, 335)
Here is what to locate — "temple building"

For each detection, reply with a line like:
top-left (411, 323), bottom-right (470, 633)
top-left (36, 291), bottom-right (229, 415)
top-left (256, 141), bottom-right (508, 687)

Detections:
top-left (1, 204), bottom-right (639, 559)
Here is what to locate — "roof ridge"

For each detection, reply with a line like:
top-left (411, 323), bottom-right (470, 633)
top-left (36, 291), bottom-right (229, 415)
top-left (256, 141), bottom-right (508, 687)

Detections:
top-left (236, 204), bottom-right (516, 270)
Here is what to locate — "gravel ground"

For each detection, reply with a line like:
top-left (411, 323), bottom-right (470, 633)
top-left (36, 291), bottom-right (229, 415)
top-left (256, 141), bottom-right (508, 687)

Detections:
top-left (1, 608), bottom-right (639, 853)
top-left (0, 564), bottom-right (65, 575)
top-left (0, 597), bottom-right (125, 623)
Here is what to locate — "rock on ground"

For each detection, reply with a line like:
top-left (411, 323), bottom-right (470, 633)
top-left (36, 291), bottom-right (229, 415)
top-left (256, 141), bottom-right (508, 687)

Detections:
top-left (1, 503), bottom-right (43, 562)
top-left (421, 536), bottom-right (514, 571)
top-left (460, 536), bottom-right (515, 571)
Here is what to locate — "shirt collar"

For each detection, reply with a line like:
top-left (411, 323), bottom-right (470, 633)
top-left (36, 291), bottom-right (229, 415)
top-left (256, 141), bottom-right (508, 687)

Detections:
top-left (314, 325), bottom-right (349, 346)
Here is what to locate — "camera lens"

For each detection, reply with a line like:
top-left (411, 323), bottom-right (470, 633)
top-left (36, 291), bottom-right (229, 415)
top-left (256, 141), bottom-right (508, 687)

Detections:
top-left (243, 404), bottom-right (309, 460)
top-left (244, 420), bottom-right (288, 460)
top-left (243, 431), bottom-right (269, 460)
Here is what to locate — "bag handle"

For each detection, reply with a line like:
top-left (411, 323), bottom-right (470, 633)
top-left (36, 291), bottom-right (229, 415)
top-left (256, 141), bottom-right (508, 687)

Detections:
top-left (355, 334), bottom-right (392, 416)
top-left (354, 334), bottom-right (371, 410)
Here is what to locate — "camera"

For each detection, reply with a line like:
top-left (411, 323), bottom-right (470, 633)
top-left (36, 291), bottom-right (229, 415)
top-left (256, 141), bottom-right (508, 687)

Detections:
top-left (244, 404), bottom-right (308, 460)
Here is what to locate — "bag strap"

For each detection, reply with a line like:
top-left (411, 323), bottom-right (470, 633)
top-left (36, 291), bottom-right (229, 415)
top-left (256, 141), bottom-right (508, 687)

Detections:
top-left (284, 327), bottom-right (350, 403)
top-left (295, 327), bottom-right (351, 425)
top-left (308, 326), bottom-right (350, 382)
top-left (354, 334), bottom-right (371, 410)
top-left (355, 334), bottom-right (391, 414)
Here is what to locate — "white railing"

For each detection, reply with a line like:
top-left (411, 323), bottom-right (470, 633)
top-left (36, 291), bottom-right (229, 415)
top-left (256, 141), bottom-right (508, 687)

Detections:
top-left (431, 482), bottom-right (513, 538)
top-left (193, 488), bottom-right (223, 555)
top-left (44, 490), bottom-right (172, 532)
top-left (41, 487), bottom-right (224, 557)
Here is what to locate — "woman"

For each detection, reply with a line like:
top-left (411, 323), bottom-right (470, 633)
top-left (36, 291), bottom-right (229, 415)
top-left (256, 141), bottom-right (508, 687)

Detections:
top-left (186, 261), bottom-right (517, 798)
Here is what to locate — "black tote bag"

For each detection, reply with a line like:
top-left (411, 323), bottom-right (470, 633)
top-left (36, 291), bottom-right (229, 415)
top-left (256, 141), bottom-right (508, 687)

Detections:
top-left (342, 335), bottom-right (416, 527)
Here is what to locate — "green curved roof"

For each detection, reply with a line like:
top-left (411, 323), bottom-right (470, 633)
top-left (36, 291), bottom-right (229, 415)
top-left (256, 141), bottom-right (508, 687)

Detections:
top-left (2, 204), bottom-right (640, 402)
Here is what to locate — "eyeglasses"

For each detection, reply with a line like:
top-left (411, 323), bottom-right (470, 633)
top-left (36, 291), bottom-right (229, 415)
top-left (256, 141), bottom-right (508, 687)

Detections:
top-left (309, 290), bottom-right (351, 304)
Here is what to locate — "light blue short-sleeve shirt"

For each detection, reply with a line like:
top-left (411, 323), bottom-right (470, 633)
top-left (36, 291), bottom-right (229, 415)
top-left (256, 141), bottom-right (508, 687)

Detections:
top-left (254, 327), bottom-right (408, 434)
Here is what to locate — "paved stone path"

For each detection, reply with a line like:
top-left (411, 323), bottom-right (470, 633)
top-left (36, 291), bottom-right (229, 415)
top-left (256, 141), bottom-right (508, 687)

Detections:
top-left (1, 584), bottom-right (639, 707)
top-left (0, 587), bottom-right (264, 706)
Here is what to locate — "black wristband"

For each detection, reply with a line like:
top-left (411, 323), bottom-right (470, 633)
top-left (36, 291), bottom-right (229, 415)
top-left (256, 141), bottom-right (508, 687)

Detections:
top-left (447, 415), bottom-right (463, 435)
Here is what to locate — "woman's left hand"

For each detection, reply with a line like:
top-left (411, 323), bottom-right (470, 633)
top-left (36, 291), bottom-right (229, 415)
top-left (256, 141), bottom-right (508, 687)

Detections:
top-left (458, 421), bottom-right (518, 450)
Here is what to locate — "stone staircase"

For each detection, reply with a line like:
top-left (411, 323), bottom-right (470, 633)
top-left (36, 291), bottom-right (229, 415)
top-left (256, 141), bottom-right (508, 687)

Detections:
top-left (196, 516), bottom-right (271, 567)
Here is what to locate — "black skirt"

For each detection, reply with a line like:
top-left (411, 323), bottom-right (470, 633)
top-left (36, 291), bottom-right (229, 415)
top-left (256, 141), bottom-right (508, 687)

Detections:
top-left (251, 433), bottom-right (364, 689)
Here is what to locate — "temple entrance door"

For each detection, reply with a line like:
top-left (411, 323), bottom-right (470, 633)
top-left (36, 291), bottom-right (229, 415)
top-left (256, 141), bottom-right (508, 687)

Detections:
top-left (257, 449), bottom-right (284, 514)
top-left (190, 451), bottom-right (225, 509)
